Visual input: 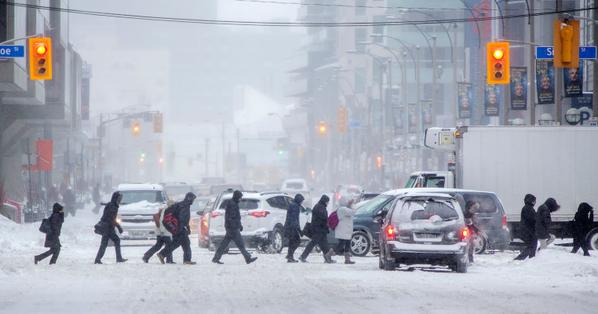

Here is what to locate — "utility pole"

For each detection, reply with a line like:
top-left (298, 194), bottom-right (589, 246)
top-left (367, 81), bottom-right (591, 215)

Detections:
top-left (529, 0), bottom-right (536, 125)
top-left (594, 4), bottom-right (598, 118)
top-left (98, 114), bottom-right (103, 190)
top-left (416, 45), bottom-right (422, 169)
top-left (555, 0), bottom-right (563, 124)
top-left (204, 138), bottom-right (209, 177)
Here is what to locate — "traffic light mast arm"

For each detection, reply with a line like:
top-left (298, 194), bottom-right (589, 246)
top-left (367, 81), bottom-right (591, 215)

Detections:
top-left (0, 33), bottom-right (44, 46)
top-left (99, 110), bottom-right (161, 128)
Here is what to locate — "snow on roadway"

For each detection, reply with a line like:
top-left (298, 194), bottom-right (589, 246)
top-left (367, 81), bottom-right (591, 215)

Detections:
top-left (1, 207), bottom-right (597, 314)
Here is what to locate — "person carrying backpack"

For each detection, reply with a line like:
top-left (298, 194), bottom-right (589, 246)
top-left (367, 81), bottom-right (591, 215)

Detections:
top-left (299, 195), bottom-right (335, 263)
top-left (334, 196), bottom-right (357, 264)
top-left (212, 190), bottom-right (258, 265)
top-left (157, 192), bottom-right (197, 265)
top-left (34, 203), bottom-right (65, 265)
top-left (284, 194), bottom-right (304, 263)
top-left (94, 192), bottom-right (127, 264)
top-left (571, 202), bottom-right (593, 256)
top-left (142, 207), bottom-right (174, 263)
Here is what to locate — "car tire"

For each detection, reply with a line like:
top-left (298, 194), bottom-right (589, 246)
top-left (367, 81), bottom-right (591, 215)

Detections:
top-left (268, 227), bottom-right (284, 254)
top-left (456, 260), bottom-right (468, 273)
top-left (587, 228), bottom-right (598, 251)
top-left (473, 233), bottom-right (487, 254)
top-left (351, 231), bottom-right (371, 257)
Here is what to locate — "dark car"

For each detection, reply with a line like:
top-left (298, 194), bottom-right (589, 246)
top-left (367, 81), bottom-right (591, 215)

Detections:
top-left (328, 190), bottom-right (409, 256)
top-left (378, 192), bottom-right (470, 273)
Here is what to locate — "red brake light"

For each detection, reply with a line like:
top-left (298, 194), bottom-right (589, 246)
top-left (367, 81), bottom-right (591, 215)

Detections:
top-left (460, 227), bottom-right (470, 241)
top-left (502, 215), bottom-right (507, 227)
top-left (336, 193), bottom-right (341, 200)
top-left (249, 210), bottom-right (270, 218)
top-left (385, 225), bottom-right (397, 240)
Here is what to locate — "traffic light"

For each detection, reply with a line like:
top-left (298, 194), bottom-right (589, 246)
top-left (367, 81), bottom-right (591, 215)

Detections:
top-left (131, 120), bottom-right (141, 136)
top-left (337, 106), bottom-right (348, 134)
top-left (554, 19), bottom-right (580, 68)
top-left (318, 121), bottom-right (328, 136)
top-left (153, 112), bottom-right (163, 133)
top-left (486, 42), bottom-right (510, 84)
top-left (28, 37), bottom-right (52, 80)
top-left (376, 155), bottom-right (383, 169)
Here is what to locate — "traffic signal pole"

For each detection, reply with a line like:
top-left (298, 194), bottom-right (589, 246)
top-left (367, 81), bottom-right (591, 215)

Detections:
top-left (555, 0), bottom-right (563, 124)
top-left (529, 0), bottom-right (536, 125)
top-left (594, 5), bottom-right (598, 118)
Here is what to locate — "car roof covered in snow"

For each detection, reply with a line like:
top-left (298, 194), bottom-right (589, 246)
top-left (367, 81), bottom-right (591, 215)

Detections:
top-left (117, 183), bottom-right (164, 191)
top-left (381, 187), bottom-right (497, 196)
top-left (218, 191), bottom-right (287, 200)
top-left (397, 192), bottom-right (456, 200)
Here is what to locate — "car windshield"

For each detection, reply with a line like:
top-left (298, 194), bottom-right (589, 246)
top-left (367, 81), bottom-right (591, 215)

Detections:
top-left (457, 193), bottom-right (499, 214)
top-left (119, 190), bottom-right (164, 204)
top-left (355, 195), bottom-right (392, 215)
top-left (284, 182), bottom-right (305, 190)
top-left (396, 199), bottom-right (459, 221)
top-left (219, 198), bottom-right (260, 210)
top-left (404, 176), bottom-right (417, 188)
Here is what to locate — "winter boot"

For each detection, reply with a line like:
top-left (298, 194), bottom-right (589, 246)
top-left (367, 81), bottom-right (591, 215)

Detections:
top-left (246, 257), bottom-right (258, 264)
top-left (299, 257), bottom-right (308, 263)
top-left (287, 257), bottom-right (298, 263)
top-left (116, 258), bottom-right (128, 263)
top-left (183, 261), bottom-right (197, 265)
top-left (344, 252), bottom-right (355, 264)
top-left (212, 258), bottom-right (223, 265)
top-left (324, 249), bottom-right (336, 264)
top-left (34, 256), bottom-right (39, 265)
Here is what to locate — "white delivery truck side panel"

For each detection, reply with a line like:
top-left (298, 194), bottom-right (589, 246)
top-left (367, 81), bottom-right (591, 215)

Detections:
top-left (461, 127), bottom-right (598, 223)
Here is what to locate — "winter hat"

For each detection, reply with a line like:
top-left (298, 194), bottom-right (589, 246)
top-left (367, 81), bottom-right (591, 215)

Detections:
top-left (578, 202), bottom-right (593, 214)
top-left (524, 194), bottom-right (536, 206)
top-left (294, 194), bottom-right (305, 204)
top-left (545, 198), bottom-right (560, 212)
top-left (52, 203), bottom-right (64, 213)
top-left (319, 194), bottom-right (330, 205)
top-left (184, 192), bottom-right (196, 203)
top-left (232, 190), bottom-right (243, 202)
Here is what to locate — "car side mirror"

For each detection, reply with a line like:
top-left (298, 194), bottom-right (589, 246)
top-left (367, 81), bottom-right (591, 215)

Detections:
top-left (196, 210), bottom-right (204, 216)
top-left (373, 216), bottom-right (383, 224)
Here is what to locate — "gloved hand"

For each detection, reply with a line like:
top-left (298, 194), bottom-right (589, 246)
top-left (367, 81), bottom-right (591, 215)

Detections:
top-left (117, 225), bottom-right (123, 234)
top-left (239, 225), bottom-right (243, 232)
top-left (187, 227), bottom-right (191, 235)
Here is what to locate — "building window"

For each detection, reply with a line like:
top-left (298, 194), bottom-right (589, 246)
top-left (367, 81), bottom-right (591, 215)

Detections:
top-left (355, 0), bottom-right (366, 16)
top-left (0, 3), bottom-right (6, 42)
top-left (355, 28), bottom-right (367, 53)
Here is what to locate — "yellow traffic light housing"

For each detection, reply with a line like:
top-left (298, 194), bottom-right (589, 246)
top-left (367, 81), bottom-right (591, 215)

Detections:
top-left (336, 106), bottom-right (348, 134)
top-left (28, 37), bottom-right (52, 80)
top-left (486, 41), bottom-right (510, 84)
top-left (132, 120), bottom-right (141, 136)
top-left (554, 19), bottom-right (580, 68)
top-left (318, 121), bottom-right (328, 135)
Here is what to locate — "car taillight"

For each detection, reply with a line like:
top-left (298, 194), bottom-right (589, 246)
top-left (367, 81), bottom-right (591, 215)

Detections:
top-left (249, 210), bottom-right (270, 218)
top-left (460, 227), bottom-right (470, 241)
top-left (211, 211), bottom-right (222, 218)
top-left (385, 225), bottom-right (397, 240)
top-left (502, 215), bottom-right (508, 227)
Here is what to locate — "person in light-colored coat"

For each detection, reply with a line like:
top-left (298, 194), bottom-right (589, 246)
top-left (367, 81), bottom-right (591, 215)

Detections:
top-left (334, 196), bottom-right (357, 264)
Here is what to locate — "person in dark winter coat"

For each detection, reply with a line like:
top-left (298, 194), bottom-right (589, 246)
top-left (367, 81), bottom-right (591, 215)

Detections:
top-left (571, 202), bottom-right (594, 256)
top-left (157, 192), bottom-right (197, 265)
top-left (34, 203), bottom-right (65, 265)
top-left (212, 190), bottom-right (258, 265)
top-left (514, 194), bottom-right (537, 260)
top-left (299, 195), bottom-right (335, 263)
top-left (284, 194), bottom-right (304, 263)
top-left (464, 201), bottom-right (480, 263)
top-left (63, 187), bottom-right (77, 217)
top-left (94, 192), bottom-right (127, 264)
top-left (536, 197), bottom-right (560, 250)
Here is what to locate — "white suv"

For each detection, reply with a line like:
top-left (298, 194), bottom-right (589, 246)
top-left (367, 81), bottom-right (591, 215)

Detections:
top-left (208, 191), bottom-right (311, 253)
top-left (115, 184), bottom-right (168, 240)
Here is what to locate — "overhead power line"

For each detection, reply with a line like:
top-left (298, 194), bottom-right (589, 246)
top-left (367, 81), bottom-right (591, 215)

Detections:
top-left (1, 1), bottom-right (595, 28)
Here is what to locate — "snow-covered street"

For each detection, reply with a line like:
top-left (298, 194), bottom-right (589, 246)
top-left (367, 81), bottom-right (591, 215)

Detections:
top-left (2, 208), bottom-right (597, 314)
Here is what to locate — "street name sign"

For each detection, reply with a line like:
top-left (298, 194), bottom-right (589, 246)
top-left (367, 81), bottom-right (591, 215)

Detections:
top-left (0, 45), bottom-right (25, 58)
top-left (536, 46), bottom-right (597, 60)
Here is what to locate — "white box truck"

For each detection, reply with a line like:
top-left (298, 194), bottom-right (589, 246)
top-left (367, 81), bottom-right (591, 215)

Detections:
top-left (407, 126), bottom-right (598, 249)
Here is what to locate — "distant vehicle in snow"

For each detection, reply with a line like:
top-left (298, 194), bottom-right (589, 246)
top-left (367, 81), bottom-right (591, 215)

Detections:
top-left (113, 184), bottom-right (168, 240)
top-left (332, 184), bottom-right (363, 209)
top-left (378, 192), bottom-right (470, 273)
top-left (208, 191), bottom-right (311, 253)
top-left (280, 178), bottom-right (312, 208)
top-left (160, 182), bottom-right (193, 202)
top-left (209, 184), bottom-right (244, 196)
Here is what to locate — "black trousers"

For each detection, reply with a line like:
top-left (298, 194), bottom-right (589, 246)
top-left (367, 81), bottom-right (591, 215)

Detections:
top-left (335, 239), bottom-right (351, 255)
top-left (300, 233), bottom-right (330, 260)
top-left (144, 236), bottom-right (173, 262)
top-left (572, 234), bottom-right (590, 255)
top-left (36, 246), bottom-right (61, 264)
top-left (286, 229), bottom-right (301, 259)
top-left (213, 229), bottom-right (251, 262)
top-left (160, 233), bottom-right (192, 262)
top-left (515, 236), bottom-right (538, 260)
top-left (95, 231), bottom-right (123, 262)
